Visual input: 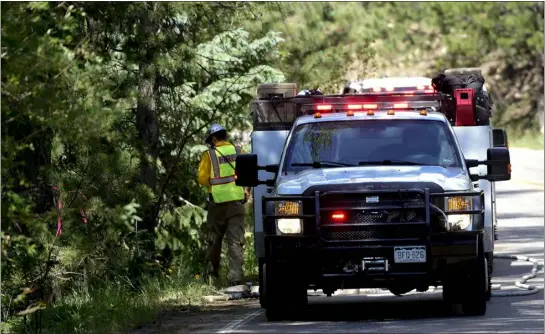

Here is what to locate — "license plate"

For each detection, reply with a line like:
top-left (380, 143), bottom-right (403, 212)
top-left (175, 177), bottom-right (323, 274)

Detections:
top-left (394, 246), bottom-right (426, 263)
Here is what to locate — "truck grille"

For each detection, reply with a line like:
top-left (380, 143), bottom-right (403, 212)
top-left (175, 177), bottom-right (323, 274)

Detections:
top-left (319, 192), bottom-right (427, 242)
top-left (326, 209), bottom-right (423, 225)
top-left (322, 225), bottom-right (425, 241)
top-left (320, 192), bottom-right (425, 209)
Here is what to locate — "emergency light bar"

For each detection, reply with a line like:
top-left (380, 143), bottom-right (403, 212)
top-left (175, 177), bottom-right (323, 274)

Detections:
top-left (299, 100), bottom-right (440, 115)
top-left (295, 91), bottom-right (444, 114)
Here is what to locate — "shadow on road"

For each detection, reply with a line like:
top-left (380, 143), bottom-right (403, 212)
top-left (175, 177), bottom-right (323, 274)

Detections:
top-left (255, 290), bottom-right (544, 333)
top-left (497, 225), bottom-right (544, 244)
top-left (497, 212), bottom-right (544, 220)
top-left (299, 295), bottom-right (455, 322)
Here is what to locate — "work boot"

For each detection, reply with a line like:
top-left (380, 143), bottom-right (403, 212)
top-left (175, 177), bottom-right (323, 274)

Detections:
top-left (223, 282), bottom-right (250, 300)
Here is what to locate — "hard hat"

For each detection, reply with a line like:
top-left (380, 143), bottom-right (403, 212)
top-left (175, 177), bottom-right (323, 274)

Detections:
top-left (205, 123), bottom-right (226, 144)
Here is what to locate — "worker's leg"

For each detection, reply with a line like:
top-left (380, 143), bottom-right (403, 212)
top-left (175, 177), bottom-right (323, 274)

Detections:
top-left (225, 201), bottom-right (246, 284)
top-left (205, 201), bottom-right (227, 278)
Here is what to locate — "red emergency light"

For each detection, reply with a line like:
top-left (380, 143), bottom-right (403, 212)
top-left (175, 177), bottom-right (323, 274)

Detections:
top-left (347, 103), bottom-right (379, 110)
top-left (347, 104), bottom-right (363, 110)
top-left (393, 103), bottom-right (409, 109)
top-left (331, 211), bottom-right (346, 222)
top-left (316, 104), bottom-right (333, 111)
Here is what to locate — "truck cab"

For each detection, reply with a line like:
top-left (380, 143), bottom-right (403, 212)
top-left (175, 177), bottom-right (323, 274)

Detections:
top-left (237, 84), bottom-right (511, 321)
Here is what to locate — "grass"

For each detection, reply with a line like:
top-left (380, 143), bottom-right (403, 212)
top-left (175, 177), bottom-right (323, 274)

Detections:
top-left (508, 131), bottom-right (544, 150)
top-left (3, 272), bottom-right (219, 334)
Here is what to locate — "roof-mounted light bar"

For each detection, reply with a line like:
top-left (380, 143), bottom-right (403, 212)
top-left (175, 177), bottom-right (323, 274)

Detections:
top-left (300, 100), bottom-right (440, 115)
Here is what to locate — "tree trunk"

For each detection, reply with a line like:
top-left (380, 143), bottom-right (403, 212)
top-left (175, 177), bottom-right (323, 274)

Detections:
top-left (136, 63), bottom-right (158, 194)
top-left (136, 6), bottom-right (159, 235)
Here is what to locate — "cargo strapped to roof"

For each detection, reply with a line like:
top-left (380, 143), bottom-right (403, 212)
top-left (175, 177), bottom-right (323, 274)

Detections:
top-left (251, 91), bottom-right (454, 130)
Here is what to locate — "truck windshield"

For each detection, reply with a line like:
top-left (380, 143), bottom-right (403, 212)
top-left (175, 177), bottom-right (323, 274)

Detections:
top-left (282, 119), bottom-right (462, 174)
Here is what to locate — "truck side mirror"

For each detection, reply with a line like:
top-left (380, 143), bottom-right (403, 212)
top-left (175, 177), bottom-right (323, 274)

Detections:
top-left (235, 154), bottom-right (260, 187)
top-left (486, 147), bottom-right (511, 182)
top-left (465, 147), bottom-right (511, 182)
top-left (492, 129), bottom-right (508, 148)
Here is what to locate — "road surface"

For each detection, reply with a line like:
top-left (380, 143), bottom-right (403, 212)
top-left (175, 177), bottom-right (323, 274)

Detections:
top-left (135, 148), bottom-right (544, 334)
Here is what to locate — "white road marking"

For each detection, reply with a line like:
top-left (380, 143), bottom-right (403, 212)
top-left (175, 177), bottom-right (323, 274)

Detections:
top-left (217, 308), bottom-right (263, 333)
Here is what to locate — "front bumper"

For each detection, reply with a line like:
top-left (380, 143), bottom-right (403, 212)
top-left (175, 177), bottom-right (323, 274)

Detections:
top-left (266, 232), bottom-right (479, 287)
top-left (262, 187), bottom-right (484, 287)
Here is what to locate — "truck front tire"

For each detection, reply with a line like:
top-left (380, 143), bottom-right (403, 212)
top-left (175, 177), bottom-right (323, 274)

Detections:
top-left (258, 258), bottom-right (265, 308)
top-left (485, 252), bottom-right (493, 301)
top-left (443, 236), bottom-right (488, 316)
top-left (263, 262), bottom-right (308, 321)
top-left (461, 256), bottom-right (488, 316)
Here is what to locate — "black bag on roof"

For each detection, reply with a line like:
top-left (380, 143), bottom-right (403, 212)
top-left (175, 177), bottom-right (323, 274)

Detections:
top-left (467, 74), bottom-right (490, 119)
top-left (432, 72), bottom-right (492, 125)
top-left (431, 74), bottom-right (465, 95)
top-left (465, 74), bottom-right (485, 94)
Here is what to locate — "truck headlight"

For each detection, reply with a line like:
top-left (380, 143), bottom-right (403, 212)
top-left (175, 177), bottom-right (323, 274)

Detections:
top-left (275, 201), bottom-right (302, 234)
top-left (447, 215), bottom-right (472, 231)
top-left (445, 196), bottom-right (473, 231)
top-left (276, 218), bottom-right (302, 234)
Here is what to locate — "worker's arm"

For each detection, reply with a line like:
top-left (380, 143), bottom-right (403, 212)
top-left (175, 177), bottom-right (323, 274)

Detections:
top-left (197, 151), bottom-right (211, 187)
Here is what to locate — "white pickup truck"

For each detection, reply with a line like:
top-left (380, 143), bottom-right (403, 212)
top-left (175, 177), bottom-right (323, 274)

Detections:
top-left (236, 82), bottom-right (511, 320)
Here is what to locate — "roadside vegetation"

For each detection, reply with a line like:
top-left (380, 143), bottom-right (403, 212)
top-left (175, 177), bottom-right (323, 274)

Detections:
top-left (508, 131), bottom-right (544, 149)
top-left (2, 2), bottom-right (543, 333)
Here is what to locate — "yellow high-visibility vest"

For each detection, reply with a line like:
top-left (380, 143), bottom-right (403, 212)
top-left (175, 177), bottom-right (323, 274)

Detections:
top-left (208, 144), bottom-right (245, 203)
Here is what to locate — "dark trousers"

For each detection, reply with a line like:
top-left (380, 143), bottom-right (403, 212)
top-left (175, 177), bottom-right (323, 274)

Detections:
top-left (206, 199), bottom-right (245, 283)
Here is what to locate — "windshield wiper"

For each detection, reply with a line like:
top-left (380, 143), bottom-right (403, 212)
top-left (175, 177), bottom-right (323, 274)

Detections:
top-left (291, 161), bottom-right (355, 168)
top-left (358, 160), bottom-right (429, 166)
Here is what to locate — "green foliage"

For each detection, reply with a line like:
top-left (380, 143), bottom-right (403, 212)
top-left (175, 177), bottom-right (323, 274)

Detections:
top-left (2, 2), bottom-right (284, 332)
top-left (354, 2), bottom-right (544, 131)
top-left (2, 1), bottom-right (543, 333)
top-left (245, 2), bottom-right (376, 93)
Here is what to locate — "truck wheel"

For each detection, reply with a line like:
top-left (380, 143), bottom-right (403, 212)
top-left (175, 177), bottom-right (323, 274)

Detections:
top-left (388, 286), bottom-right (413, 296)
top-left (263, 262), bottom-right (308, 321)
top-left (258, 258), bottom-right (265, 308)
top-left (485, 252), bottom-right (493, 301)
top-left (461, 251), bottom-right (488, 316)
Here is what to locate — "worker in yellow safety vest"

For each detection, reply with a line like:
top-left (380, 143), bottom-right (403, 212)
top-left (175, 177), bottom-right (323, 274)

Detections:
top-left (198, 123), bottom-right (250, 286)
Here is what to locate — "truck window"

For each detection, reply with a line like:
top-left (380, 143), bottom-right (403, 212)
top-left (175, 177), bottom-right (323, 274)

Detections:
top-left (282, 120), bottom-right (462, 174)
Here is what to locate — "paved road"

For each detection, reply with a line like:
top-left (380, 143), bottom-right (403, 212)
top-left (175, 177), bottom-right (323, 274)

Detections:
top-left (136, 148), bottom-right (544, 334)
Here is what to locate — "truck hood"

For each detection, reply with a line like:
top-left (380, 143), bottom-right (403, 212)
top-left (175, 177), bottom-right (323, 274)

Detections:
top-left (276, 166), bottom-right (471, 195)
